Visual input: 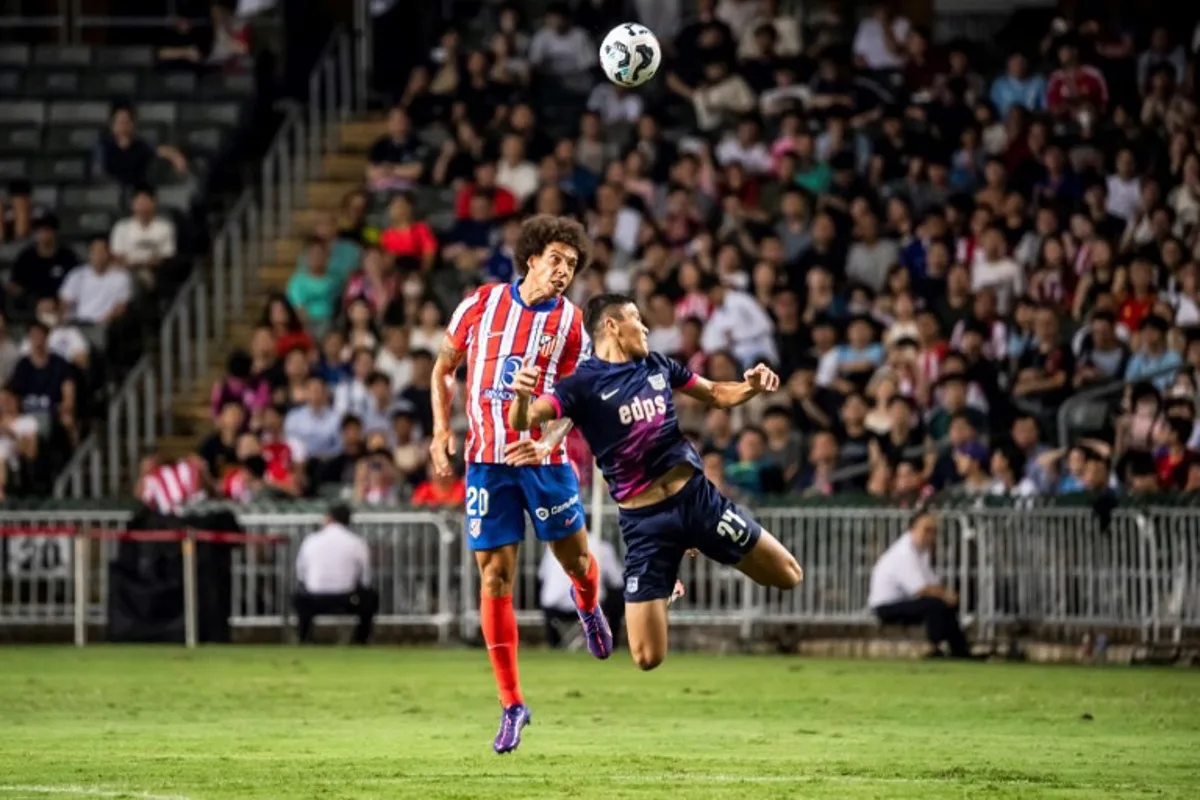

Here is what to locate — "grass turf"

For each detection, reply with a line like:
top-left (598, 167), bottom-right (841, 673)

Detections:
top-left (0, 647), bottom-right (1197, 799)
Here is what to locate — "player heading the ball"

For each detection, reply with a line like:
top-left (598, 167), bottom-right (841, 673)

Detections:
top-left (509, 293), bottom-right (804, 672)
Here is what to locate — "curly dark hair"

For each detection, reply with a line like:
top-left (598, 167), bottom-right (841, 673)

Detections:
top-left (513, 214), bottom-right (591, 277)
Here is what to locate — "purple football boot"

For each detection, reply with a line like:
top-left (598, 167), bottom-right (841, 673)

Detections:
top-left (570, 586), bottom-right (614, 659)
top-left (493, 704), bottom-right (532, 754)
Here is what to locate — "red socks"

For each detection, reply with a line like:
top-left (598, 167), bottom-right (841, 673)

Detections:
top-left (571, 554), bottom-right (600, 613)
top-left (480, 593), bottom-right (523, 708)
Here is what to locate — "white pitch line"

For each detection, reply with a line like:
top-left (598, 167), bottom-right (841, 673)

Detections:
top-left (0, 785), bottom-right (192, 800)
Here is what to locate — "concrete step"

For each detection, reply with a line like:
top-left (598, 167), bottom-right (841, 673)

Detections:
top-left (158, 434), bottom-right (199, 461)
top-left (322, 153), bottom-right (365, 182)
top-left (339, 119), bottom-right (384, 152)
top-left (306, 180), bottom-right (360, 209)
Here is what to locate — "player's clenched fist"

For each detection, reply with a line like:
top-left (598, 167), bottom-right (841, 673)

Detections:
top-left (510, 363), bottom-right (540, 398)
top-left (744, 363), bottom-right (780, 393)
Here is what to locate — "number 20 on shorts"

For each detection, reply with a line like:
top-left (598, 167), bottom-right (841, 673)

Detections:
top-left (467, 487), bottom-right (490, 517)
top-left (716, 508), bottom-right (749, 545)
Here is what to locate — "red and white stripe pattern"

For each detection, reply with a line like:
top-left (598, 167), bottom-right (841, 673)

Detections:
top-left (445, 284), bottom-right (586, 465)
top-left (140, 459), bottom-right (205, 515)
top-left (222, 469), bottom-right (254, 503)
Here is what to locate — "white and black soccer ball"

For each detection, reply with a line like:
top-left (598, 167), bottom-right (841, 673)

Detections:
top-left (599, 22), bottom-right (662, 88)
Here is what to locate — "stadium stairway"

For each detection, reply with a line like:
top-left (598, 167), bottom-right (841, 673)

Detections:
top-left (157, 116), bottom-right (387, 462)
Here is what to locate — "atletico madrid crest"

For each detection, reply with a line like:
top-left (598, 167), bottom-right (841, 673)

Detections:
top-left (538, 334), bottom-right (560, 358)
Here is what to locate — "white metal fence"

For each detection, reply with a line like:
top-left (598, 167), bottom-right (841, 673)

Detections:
top-left (2, 505), bottom-right (1199, 647)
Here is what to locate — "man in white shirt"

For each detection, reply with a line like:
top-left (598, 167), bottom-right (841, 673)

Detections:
top-left (24, 296), bottom-right (89, 369)
top-left (853, 3), bottom-right (910, 71)
top-left (109, 187), bottom-right (177, 289)
top-left (528, 5), bottom-right (595, 88)
top-left (59, 237), bottom-right (133, 327)
top-left (971, 227), bottom-right (1024, 315)
top-left (293, 504), bottom-right (378, 644)
top-left (701, 277), bottom-right (779, 366)
top-left (540, 533), bottom-right (624, 648)
top-left (868, 510), bottom-right (973, 658)
top-left (496, 134), bottom-right (539, 205)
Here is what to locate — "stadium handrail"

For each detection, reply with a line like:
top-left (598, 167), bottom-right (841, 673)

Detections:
top-left (55, 27), bottom-right (365, 498)
top-left (1055, 361), bottom-right (1182, 448)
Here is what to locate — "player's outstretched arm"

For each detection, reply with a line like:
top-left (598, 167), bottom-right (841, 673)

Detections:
top-left (507, 363), bottom-right (559, 432)
top-left (679, 363), bottom-right (780, 409)
top-left (430, 341), bottom-right (467, 477)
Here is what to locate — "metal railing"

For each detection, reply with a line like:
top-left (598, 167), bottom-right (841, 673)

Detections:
top-left (3, 504), bottom-right (1199, 649)
top-left (54, 28), bottom-right (363, 497)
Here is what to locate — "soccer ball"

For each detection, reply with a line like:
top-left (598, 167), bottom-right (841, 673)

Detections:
top-left (599, 23), bottom-right (662, 88)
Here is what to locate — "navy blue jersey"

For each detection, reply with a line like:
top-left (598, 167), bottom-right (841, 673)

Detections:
top-left (548, 352), bottom-right (703, 502)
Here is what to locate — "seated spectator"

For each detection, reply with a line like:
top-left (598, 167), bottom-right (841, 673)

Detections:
top-left (0, 387), bottom-right (39, 499)
top-left (725, 426), bottom-right (781, 501)
top-left (391, 403), bottom-right (426, 485)
top-left (366, 107), bottom-right (425, 192)
top-left (93, 104), bottom-right (188, 188)
top-left (210, 349), bottom-right (270, 422)
top-left (59, 238), bottom-right (133, 327)
top-left (341, 298), bottom-right (380, 357)
top-left (259, 403), bottom-right (307, 494)
top-left (443, 194), bottom-right (498, 273)
top-left (496, 134), bottom-right (539, 206)
top-left (7, 322), bottom-right (76, 430)
top-left (376, 325), bottom-right (413, 394)
top-left (293, 504), bottom-right (377, 645)
top-left (0, 313), bottom-right (18, 385)
top-left (354, 430), bottom-right (399, 504)
top-left (284, 376), bottom-right (342, 463)
top-left (1, 180), bottom-right (36, 242)
top-left (411, 466), bottom-right (466, 508)
top-left (409, 301), bottom-right (446, 356)
top-left (198, 399), bottom-right (245, 480)
top-left (1126, 315), bottom-right (1180, 392)
top-left (1074, 310), bottom-right (1130, 389)
top-left (990, 52), bottom-right (1046, 117)
top-left (701, 280), bottom-right (777, 367)
top-left (399, 349), bottom-right (435, 434)
top-left (1155, 416), bottom-right (1194, 491)
top-left (797, 430), bottom-right (839, 496)
top-left (23, 298), bottom-right (89, 370)
top-left (341, 246), bottom-right (397, 319)
top-left (318, 413), bottom-right (364, 487)
top-left (818, 314), bottom-right (884, 396)
top-left (951, 441), bottom-right (993, 495)
top-left (379, 194), bottom-right (437, 272)
top-left (299, 211), bottom-right (361, 293)
top-left (333, 348), bottom-right (376, 419)
top-left (852, 2), bottom-right (909, 72)
top-left (1046, 38), bottom-right (1108, 118)
top-left (928, 374), bottom-right (987, 440)
top-left (261, 294), bottom-right (314, 358)
top-left (666, 60), bottom-right (755, 133)
top-left (528, 3), bottom-right (595, 91)
top-left (337, 189), bottom-right (372, 245)
top-left (483, 217), bottom-right (520, 284)
top-left (286, 237), bottom-right (339, 336)
top-left (110, 186), bottom-right (178, 292)
top-left (971, 227), bottom-right (1024, 315)
top-left (869, 509), bottom-right (973, 658)
top-left (6, 215), bottom-right (77, 311)
top-left (1012, 305), bottom-right (1072, 412)
top-left (454, 161), bottom-right (518, 221)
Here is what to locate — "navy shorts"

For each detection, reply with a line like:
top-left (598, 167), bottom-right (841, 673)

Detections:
top-left (618, 472), bottom-right (762, 602)
top-left (465, 463), bottom-right (586, 551)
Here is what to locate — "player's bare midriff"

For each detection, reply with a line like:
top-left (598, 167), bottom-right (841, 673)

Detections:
top-left (617, 464), bottom-right (696, 510)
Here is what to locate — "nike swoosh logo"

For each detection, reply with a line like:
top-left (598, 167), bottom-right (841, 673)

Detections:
top-left (600, 389), bottom-right (619, 400)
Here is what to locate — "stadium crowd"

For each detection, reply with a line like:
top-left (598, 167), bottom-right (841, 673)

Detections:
top-left (196, 0), bottom-right (1200, 508)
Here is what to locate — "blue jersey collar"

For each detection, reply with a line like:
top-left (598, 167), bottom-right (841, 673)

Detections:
top-left (511, 281), bottom-right (561, 313)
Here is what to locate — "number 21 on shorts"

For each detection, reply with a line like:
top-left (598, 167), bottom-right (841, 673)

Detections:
top-left (716, 508), bottom-right (749, 545)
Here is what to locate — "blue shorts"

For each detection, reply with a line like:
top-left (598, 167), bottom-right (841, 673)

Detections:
top-left (465, 463), bottom-right (586, 551)
top-left (618, 472), bottom-right (762, 602)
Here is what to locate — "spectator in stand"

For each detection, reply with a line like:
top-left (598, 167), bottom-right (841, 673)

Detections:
top-left (379, 193), bottom-right (437, 272)
top-left (210, 349), bottom-right (270, 422)
top-left (341, 246), bottom-right (398, 320)
top-left (990, 52), bottom-right (1046, 117)
top-left (701, 278), bottom-right (777, 367)
top-left (284, 375), bottom-right (342, 465)
top-left (1, 179), bottom-right (36, 242)
top-left (399, 349), bottom-right (434, 435)
top-left (454, 161), bottom-right (518, 221)
top-left (261, 294), bottom-right (313, 358)
top-left (59, 237), bottom-right (132, 329)
top-left (1046, 37), bottom-right (1108, 118)
top-left (6, 215), bottom-right (77, 311)
top-left (528, 3), bottom-right (595, 92)
top-left (198, 399), bottom-right (245, 480)
top-left (7, 322), bottom-right (76, 430)
top-left (93, 104), bottom-right (188, 188)
top-left (411, 464), bottom-right (466, 508)
top-left (333, 348), bottom-right (376, 420)
top-left (1125, 315), bottom-right (1181, 392)
top-left (287, 236), bottom-right (339, 336)
top-left (303, 211), bottom-right (361, 292)
top-left (852, 2), bottom-right (909, 73)
top-left (26, 297), bottom-right (89, 370)
top-left (0, 387), bottom-right (39, 499)
top-left (443, 193), bottom-right (499, 273)
top-left (366, 107), bottom-right (425, 193)
top-left (109, 187), bottom-right (177, 292)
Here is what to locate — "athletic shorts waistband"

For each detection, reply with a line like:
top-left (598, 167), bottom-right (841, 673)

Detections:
top-left (617, 471), bottom-right (706, 519)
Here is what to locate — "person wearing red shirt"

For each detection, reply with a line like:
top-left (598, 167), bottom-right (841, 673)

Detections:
top-left (411, 471), bottom-right (467, 508)
top-left (1155, 416), bottom-right (1194, 490)
top-left (1118, 258), bottom-right (1158, 334)
top-left (1046, 39), bottom-right (1108, 117)
top-left (378, 193), bottom-right (437, 271)
top-left (454, 162), bottom-right (517, 220)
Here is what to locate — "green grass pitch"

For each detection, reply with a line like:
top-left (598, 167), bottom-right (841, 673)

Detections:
top-left (1, 647), bottom-right (1198, 799)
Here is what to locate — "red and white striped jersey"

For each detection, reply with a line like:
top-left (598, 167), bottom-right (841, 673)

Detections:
top-left (221, 468), bottom-right (255, 503)
top-left (139, 459), bottom-right (206, 515)
top-left (446, 283), bottom-right (588, 465)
